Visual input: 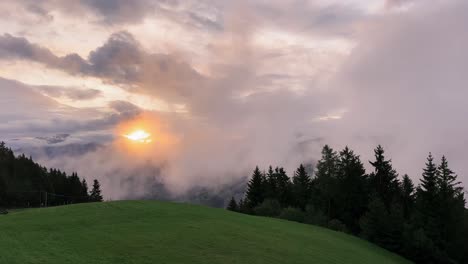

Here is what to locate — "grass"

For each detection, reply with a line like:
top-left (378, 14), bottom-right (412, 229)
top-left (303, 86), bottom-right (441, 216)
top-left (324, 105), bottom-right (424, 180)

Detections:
top-left (0, 200), bottom-right (412, 264)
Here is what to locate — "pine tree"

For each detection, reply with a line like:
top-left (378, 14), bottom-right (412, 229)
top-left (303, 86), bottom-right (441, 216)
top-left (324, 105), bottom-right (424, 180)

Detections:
top-left (81, 179), bottom-right (89, 203)
top-left (227, 197), bottom-right (238, 212)
top-left (369, 145), bottom-right (400, 210)
top-left (336, 146), bottom-right (368, 234)
top-left (90, 179), bottom-right (103, 202)
top-left (292, 164), bottom-right (311, 210)
top-left (360, 194), bottom-right (404, 252)
top-left (436, 156), bottom-right (465, 256)
top-left (416, 153), bottom-right (440, 243)
top-left (360, 195), bottom-right (388, 242)
top-left (401, 174), bottom-right (415, 219)
top-left (438, 156), bottom-right (463, 201)
top-left (315, 145), bottom-right (339, 221)
top-left (238, 198), bottom-right (246, 213)
top-left (264, 166), bottom-right (277, 200)
top-left (275, 167), bottom-right (292, 207)
top-left (245, 166), bottom-right (265, 209)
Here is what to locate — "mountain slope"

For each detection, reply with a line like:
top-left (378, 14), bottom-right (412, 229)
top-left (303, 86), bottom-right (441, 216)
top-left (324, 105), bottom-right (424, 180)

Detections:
top-left (0, 201), bottom-right (412, 264)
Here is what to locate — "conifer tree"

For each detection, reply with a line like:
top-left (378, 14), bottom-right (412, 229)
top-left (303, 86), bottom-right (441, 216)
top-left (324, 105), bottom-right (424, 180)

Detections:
top-left (292, 164), bottom-right (311, 210)
top-left (336, 147), bottom-right (368, 234)
top-left (401, 174), bottom-right (415, 219)
top-left (360, 194), bottom-right (404, 252)
top-left (80, 179), bottom-right (89, 203)
top-left (227, 197), bottom-right (238, 212)
top-left (369, 145), bottom-right (400, 210)
top-left (436, 156), bottom-right (465, 254)
top-left (315, 145), bottom-right (339, 221)
top-left (238, 198), bottom-right (246, 213)
top-left (90, 179), bottom-right (103, 202)
top-left (416, 153), bottom-right (440, 243)
top-left (275, 167), bottom-right (292, 207)
top-left (245, 166), bottom-right (265, 209)
top-left (264, 166), bottom-right (278, 200)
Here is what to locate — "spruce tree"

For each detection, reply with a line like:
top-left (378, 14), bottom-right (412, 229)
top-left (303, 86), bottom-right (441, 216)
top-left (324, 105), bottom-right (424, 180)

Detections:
top-left (292, 164), bottom-right (311, 210)
top-left (401, 174), bottom-right (415, 219)
top-left (336, 146), bottom-right (368, 234)
top-left (360, 195), bottom-right (404, 252)
top-left (227, 197), bottom-right (238, 212)
top-left (416, 153), bottom-right (440, 243)
top-left (265, 166), bottom-right (278, 200)
top-left (315, 145), bottom-right (339, 221)
top-left (369, 145), bottom-right (400, 210)
top-left (275, 167), bottom-right (292, 207)
top-left (245, 166), bottom-right (265, 209)
top-left (90, 179), bottom-right (103, 202)
top-left (436, 156), bottom-right (465, 256)
top-left (81, 179), bottom-right (89, 203)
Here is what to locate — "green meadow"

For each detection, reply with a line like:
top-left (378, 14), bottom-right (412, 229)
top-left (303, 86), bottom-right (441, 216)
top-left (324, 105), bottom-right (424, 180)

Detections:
top-left (0, 201), bottom-right (411, 264)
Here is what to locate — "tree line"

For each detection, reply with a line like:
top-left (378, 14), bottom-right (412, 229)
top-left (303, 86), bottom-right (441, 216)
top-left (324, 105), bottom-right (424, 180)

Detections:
top-left (0, 142), bottom-right (103, 207)
top-left (228, 145), bottom-right (467, 264)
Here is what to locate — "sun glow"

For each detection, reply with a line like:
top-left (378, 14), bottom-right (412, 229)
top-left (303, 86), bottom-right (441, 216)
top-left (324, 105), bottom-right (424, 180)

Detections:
top-left (123, 129), bottom-right (153, 143)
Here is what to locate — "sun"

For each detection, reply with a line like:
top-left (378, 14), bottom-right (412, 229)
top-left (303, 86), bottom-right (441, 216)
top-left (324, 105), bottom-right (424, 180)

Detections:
top-left (123, 129), bottom-right (153, 144)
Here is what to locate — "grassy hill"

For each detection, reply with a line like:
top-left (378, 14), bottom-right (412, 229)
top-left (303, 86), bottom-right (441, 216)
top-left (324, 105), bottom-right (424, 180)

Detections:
top-left (0, 201), bottom-right (412, 264)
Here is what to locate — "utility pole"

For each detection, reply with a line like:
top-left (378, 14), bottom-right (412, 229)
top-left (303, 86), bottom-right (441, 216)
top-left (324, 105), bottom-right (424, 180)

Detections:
top-left (45, 192), bottom-right (48, 207)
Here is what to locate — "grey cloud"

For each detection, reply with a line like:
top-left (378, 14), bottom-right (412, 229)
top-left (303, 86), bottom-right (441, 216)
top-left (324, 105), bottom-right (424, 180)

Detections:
top-left (250, 1), bottom-right (365, 37)
top-left (82, 0), bottom-right (224, 31)
top-left (38, 86), bottom-right (102, 100)
top-left (0, 78), bottom-right (138, 146)
top-left (81, 0), bottom-right (156, 24)
top-left (0, 31), bottom-right (204, 104)
top-left (35, 133), bottom-right (70, 144)
top-left (0, 33), bottom-right (89, 74)
top-left (330, 0), bottom-right (468, 185)
top-left (108, 100), bottom-right (141, 115)
top-left (385, 0), bottom-right (415, 8)
top-left (0, 33), bottom-right (57, 61)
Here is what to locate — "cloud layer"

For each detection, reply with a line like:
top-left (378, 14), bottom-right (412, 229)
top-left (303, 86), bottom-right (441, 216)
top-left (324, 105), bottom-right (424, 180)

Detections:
top-left (1, 0), bottom-right (467, 200)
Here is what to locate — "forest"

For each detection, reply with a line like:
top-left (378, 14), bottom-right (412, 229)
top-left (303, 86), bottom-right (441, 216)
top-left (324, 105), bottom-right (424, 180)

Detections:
top-left (0, 142), bottom-right (102, 208)
top-left (229, 145), bottom-right (468, 264)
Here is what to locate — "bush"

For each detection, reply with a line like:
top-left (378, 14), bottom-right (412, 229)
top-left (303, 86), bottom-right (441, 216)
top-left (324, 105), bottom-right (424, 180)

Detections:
top-left (304, 204), bottom-right (327, 226)
top-left (254, 199), bottom-right (281, 217)
top-left (328, 219), bottom-right (348, 233)
top-left (279, 207), bottom-right (305, 223)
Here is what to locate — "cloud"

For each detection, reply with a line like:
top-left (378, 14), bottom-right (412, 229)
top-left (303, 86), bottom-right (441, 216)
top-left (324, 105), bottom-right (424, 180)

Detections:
top-left (80, 0), bottom-right (157, 24)
top-left (0, 78), bottom-right (139, 147)
top-left (0, 2), bottom-right (346, 199)
top-left (0, 32), bottom-right (203, 104)
top-left (36, 133), bottom-right (70, 144)
top-left (250, 1), bottom-right (365, 37)
top-left (329, 0), bottom-right (468, 184)
top-left (0, 33), bottom-right (89, 74)
top-left (38, 86), bottom-right (102, 100)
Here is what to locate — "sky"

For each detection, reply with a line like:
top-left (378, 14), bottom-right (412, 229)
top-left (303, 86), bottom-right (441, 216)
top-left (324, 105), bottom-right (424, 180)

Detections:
top-left (1, 0), bottom-right (467, 199)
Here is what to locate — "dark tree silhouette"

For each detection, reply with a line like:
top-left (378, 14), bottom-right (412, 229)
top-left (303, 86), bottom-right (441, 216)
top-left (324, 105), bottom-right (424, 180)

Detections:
top-left (0, 142), bottom-right (91, 207)
top-left (369, 145), bottom-right (400, 210)
top-left (227, 197), bottom-right (238, 212)
top-left (401, 174), bottom-right (415, 219)
top-left (90, 179), bottom-right (103, 202)
top-left (237, 146), bottom-right (467, 264)
top-left (292, 164), bottom-right (311, 210)
top-left (335, 147), bottom-right (368, 234)
top-left (314, 145), bottom-right (339, 221)
top-left (245, 166), bottom-right (265, 209)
